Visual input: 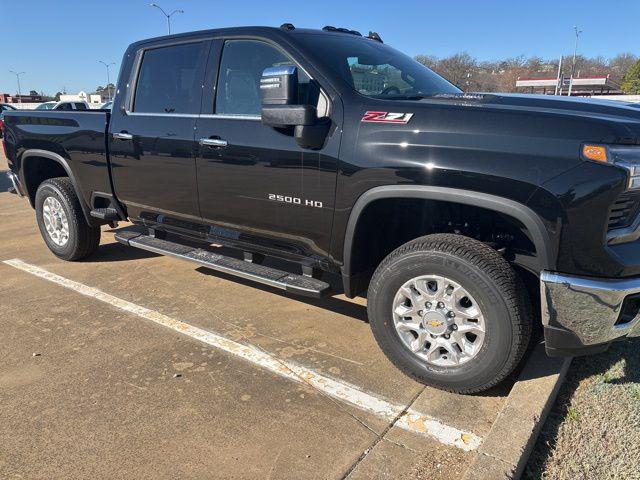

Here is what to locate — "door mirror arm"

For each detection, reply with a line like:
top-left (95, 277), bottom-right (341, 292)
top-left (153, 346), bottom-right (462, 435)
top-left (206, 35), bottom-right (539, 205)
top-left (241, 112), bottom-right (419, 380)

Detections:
top-left (294, 120), bottom-right (330, 150)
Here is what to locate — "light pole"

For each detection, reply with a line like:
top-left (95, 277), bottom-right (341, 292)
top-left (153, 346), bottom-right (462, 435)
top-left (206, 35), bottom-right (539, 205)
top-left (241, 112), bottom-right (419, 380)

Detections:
top-left (98, 61), bottom-right (116, 101)
top-left (555, 56), bottom-right (563, 96)
top-left (567, 26), bottom-right (583, 96)
top-left (9, 70), bottom-right (25, 105)
top-left (149, 3), bottom-right (184, 35)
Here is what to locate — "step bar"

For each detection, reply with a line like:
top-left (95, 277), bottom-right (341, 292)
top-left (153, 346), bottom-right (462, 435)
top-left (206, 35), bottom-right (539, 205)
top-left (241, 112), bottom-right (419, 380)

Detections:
top-left (90, 207), bottom-right (120, 221)
top-left (114, 230), bottom-right (331, 298)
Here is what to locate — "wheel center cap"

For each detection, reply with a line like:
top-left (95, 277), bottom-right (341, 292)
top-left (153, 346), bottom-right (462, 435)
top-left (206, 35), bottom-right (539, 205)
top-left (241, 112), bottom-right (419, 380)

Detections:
top-left (422, 311), bottom-right (448, 335)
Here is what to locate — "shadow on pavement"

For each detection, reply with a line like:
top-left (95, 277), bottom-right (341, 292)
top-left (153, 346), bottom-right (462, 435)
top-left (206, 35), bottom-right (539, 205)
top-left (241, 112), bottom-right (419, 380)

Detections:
top-left (0, 170), bottom-right (12, 192)
top-left (84, 240), bottom-right (161, 262)
top-left (195, 266), bottom-right (369, 323)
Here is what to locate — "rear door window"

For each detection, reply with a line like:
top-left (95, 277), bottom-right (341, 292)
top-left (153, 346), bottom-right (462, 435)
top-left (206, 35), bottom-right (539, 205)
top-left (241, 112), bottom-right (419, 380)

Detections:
top-left (134, 42), bottom-right (208, 114)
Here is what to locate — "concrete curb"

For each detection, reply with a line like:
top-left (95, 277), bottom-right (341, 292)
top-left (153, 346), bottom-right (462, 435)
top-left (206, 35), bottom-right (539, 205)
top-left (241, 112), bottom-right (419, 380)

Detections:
top-left (462, 342), bottom-right (572, 480)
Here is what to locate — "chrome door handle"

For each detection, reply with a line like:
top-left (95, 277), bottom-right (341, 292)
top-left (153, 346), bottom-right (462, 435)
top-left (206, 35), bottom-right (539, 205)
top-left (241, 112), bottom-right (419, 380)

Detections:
top-left (199, 137), bottom-right (228, 147)
top-left (113, 132), bottom-right (133, 140)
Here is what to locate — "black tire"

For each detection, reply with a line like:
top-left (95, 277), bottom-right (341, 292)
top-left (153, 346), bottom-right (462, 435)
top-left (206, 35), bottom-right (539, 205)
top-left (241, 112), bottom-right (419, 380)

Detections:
top-left (367, 234), bottom-right (531, 394)
top-left (35, 177), bottom-right (101, 261)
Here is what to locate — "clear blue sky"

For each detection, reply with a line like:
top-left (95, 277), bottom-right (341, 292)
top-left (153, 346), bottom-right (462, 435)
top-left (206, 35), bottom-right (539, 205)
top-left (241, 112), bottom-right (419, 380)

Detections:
top-left (3, 0), bottom-right (638, 96)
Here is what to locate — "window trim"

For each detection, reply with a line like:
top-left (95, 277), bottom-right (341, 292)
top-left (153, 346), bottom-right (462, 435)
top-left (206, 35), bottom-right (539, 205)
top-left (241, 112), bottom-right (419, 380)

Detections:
top-left (201, 113), bottom-right (261, 120)
top-left (125, 38), bottom-right (211, 117)
top-left (122, 34), bottom-right (332, 120)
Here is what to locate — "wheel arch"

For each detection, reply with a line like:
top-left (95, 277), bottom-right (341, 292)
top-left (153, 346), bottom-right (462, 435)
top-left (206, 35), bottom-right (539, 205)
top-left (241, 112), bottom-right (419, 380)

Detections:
top-left (341, 185), bottom-right (554, 297)
top-left (20, 149), bottom-right (93, 224)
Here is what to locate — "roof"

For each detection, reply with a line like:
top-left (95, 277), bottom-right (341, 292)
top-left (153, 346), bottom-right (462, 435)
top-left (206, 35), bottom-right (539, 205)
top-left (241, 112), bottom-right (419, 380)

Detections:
top-left (129, 25), bottom-right (377, 49)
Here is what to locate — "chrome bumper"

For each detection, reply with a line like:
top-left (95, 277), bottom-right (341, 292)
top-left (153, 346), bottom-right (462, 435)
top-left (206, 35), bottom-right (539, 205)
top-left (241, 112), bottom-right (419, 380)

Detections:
top-left (6, 171), bottom-right (24, 196)
top-left (541, 271), bottom-right (640, 347)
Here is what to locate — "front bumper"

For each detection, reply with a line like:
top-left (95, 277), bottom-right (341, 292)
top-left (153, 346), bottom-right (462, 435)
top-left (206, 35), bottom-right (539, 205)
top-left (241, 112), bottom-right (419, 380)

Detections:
top-left (541, 271), bottom-right (640, 356)
top-left (6, 171), bottom-right (25, 197)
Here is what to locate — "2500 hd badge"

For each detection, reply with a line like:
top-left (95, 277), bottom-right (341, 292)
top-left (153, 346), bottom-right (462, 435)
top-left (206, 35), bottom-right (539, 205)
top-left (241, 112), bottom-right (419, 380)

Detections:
top-left (268, 193), bottom-right (323, 208)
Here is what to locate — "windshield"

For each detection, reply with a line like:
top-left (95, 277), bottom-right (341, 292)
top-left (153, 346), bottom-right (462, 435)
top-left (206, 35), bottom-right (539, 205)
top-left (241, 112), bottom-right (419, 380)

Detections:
top-left (293, 33), bottom-right (461, 98)
top-left (36, 103), bottom-right (55, 110)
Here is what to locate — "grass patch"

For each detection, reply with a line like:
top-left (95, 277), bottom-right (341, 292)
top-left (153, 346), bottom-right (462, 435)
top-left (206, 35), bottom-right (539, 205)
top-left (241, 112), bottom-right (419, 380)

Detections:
top-left (525, 338), bottom-right (640, 479)
top-left (565, 407), bottom-right (580, 423)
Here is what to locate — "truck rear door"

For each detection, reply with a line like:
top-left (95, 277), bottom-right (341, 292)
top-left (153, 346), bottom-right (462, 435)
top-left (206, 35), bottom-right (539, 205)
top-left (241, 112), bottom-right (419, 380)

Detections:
top-left (108, 39), bottom-right (211, 226)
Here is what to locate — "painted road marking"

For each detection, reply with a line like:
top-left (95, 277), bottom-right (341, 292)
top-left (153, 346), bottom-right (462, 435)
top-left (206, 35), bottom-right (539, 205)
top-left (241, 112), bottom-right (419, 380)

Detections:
top-left (4, 258), bottom-right (482, 451)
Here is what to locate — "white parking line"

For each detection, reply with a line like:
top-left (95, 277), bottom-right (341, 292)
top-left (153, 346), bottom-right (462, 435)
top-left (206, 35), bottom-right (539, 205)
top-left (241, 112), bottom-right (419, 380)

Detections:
top-left (4, 258), bottom-right (482, 451)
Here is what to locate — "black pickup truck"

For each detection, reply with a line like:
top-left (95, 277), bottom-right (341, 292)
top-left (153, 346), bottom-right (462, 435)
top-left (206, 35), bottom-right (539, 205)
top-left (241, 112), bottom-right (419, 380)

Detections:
top-left (4, 25), bottom-right (640, 393)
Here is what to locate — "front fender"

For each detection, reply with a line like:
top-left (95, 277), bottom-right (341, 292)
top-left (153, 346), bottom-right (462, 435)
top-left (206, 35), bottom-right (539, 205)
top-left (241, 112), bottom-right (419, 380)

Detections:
top-left (339, 185), bottom-right (555, 297)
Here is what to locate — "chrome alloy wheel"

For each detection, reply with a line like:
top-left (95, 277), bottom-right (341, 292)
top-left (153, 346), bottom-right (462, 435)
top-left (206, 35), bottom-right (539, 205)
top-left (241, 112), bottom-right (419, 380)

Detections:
top-left (42, 196), bottom-right (70, 247)
top-left (392, 275), bottom-right (486, 367)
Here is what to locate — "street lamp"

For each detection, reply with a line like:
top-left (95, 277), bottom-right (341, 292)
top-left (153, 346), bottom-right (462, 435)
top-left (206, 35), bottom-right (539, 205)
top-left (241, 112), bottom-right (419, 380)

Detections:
top-left (9, 70), bottom-right (25, 105)
top-left (149, 3), bottom-right (184, 35)
top-left (567, 26), bottom-right (583, 96)
top-left (98, 61), bottom-right (116, 101)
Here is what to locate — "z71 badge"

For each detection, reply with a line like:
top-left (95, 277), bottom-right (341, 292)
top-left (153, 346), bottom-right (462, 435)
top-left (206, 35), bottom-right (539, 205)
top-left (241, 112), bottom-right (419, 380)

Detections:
top-left (361, 111), bottom-right (414, 124)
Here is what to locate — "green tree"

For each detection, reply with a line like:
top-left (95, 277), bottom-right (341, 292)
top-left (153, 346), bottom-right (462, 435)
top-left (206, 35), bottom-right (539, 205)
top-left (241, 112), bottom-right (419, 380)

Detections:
top-left (54, 92), bottom-right (62, 101)
top-left (29, 90), bottom-right (38, 96)
top-left (621, 60), bottom-right (640, 94)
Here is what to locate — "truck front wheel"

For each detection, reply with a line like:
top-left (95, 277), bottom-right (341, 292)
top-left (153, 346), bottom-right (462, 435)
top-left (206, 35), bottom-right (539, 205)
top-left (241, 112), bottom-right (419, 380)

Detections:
top-left (367, 234), bottom-right (531, 394)
top-left (35, 177), bottom-right (101, 261)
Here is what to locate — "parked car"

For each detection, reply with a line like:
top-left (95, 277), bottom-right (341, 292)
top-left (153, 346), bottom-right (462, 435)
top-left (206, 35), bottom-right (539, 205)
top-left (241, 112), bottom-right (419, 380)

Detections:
top-left (0, 103), bottom-right (17, 113)
top-left (3, 25), bottom-right (640, 393)
top-left (35, 102), bottom-right (56, 110)
top-left (101, 101), bottom-right (113, 110)
top-left (0, 104), bottom-right (17, 137)
top-left (35, 101), bottom-right (90, 111)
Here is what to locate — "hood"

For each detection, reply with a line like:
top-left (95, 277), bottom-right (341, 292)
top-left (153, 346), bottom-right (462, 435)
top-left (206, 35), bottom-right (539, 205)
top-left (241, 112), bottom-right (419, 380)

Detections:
top-left (422, 93), bottom-right (640, 139)
top-left (356, 92), bottom-right (640, 192)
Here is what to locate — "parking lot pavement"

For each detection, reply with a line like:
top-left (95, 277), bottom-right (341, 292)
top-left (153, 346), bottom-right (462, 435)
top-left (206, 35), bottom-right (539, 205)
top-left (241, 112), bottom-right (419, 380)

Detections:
top-left (0, 192), bottom-right (514, 479)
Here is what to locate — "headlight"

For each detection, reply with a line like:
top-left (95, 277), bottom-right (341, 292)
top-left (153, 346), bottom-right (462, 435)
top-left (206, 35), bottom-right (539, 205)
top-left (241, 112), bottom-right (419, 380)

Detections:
top-left (582, 144), bottom-right (640, 189)
top-left (609, 146), bottom-right (640, 189)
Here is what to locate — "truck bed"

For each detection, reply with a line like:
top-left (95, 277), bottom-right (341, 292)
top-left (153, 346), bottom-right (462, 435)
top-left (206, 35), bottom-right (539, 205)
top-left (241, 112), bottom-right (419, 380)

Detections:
top-left (3, 109), bottom-right (111, 208)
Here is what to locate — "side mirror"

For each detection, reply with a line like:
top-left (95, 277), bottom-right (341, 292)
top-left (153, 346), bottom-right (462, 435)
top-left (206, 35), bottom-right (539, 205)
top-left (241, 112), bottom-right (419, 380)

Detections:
top-left (260, 66), bottom-right (298, 106)
top-left (259, 65), bottom-right (329, 149)
top-left (260, 65), bottom-right (314, 128)
top-left (261, 105), bottom-right (316, 128)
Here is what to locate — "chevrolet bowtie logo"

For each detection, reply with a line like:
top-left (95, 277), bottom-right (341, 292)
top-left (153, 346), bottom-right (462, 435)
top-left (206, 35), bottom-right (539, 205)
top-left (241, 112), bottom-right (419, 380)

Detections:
top-left (427, 320), bottom-right (442, 328)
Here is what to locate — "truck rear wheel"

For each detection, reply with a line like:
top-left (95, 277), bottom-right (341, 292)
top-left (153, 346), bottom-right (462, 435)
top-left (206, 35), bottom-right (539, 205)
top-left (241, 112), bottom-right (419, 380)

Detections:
top-left (367, 234), bottom-right (531, 394)
top-left (35, 177), bottom-right (101, 261)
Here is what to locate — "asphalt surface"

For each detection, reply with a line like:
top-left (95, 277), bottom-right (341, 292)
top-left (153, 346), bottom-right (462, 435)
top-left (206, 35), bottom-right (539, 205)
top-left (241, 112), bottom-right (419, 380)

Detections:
top-left (0, 171), bottom-right (513, 479)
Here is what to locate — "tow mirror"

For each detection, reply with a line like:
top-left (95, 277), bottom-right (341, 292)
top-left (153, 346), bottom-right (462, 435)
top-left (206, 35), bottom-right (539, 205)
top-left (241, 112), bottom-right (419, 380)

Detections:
top-left (260, 66), bottom-right (298, 105)
top-left (260, 65), bottom-right (313, 127)
top-left (260, 65), bottom-right (329, 149)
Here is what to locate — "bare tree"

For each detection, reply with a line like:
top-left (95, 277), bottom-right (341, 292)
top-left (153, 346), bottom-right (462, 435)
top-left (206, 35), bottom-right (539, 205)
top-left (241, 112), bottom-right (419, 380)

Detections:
top-left (415, 51), bottom-right (639, 93)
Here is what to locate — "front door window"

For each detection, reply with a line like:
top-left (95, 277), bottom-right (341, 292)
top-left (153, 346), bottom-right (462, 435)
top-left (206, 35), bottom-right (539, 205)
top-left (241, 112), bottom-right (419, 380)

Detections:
top-left (214, 39), bottom-right (315, 116)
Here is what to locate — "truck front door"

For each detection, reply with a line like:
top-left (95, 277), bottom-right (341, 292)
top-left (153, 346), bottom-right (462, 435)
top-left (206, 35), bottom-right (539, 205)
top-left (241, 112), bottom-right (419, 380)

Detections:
top-left (109, 40), bottom-right (210, 230)
top-left (195, 38), bottom-right (341, 262)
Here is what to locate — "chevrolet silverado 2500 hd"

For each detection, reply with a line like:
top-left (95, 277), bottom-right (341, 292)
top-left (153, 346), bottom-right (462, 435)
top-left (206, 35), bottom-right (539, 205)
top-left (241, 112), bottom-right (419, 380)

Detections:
top-left (4, 25), bottom-right (640, 393)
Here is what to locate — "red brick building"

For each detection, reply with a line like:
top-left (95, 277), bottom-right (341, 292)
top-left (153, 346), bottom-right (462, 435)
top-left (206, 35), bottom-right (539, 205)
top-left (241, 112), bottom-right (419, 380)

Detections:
top-left (0, 93), bottom-right (43, 103)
